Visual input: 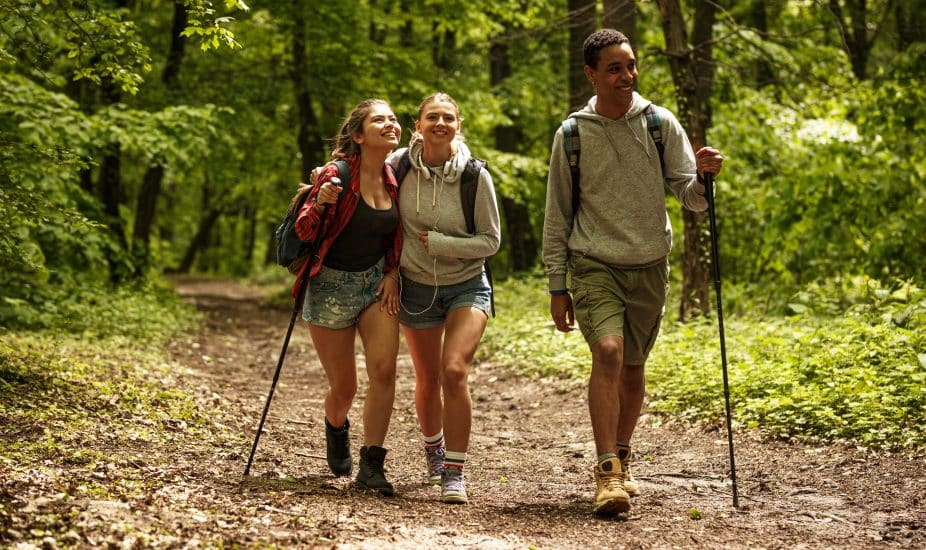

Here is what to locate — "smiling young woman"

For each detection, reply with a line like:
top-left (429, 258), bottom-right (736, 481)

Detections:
top-left (387, 92), bottom-right (502, 504)
top-left (292, 98), bottom-right (403, 496)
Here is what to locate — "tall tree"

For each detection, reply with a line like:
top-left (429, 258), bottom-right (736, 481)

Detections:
top-left (826, 0), bottom-right (890, 80)
top-left (655, 0), bottom-right (718, 320)
top-left (490, 21), bottom-right (538, 271)
top-left (132, 1), bottom-right (189, 278)
top-left (603, 0), bottom-right (637, 44)
top-left (568, 0), bottom-right (596, 111)
top-left (290, 2), bottom-right (326, 179)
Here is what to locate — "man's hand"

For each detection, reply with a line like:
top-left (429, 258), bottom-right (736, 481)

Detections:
top-left (695, 147), bottom-right (724, 178)
top-left (550, 294), bottom-right (575, 333)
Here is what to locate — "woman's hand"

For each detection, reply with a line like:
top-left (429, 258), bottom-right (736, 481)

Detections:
top-left (377, 271), bottom-right (400, 315)
top-left (315, 180), bottom-right (342, 211)
top-left (418, 231), bottom-right (429, 251)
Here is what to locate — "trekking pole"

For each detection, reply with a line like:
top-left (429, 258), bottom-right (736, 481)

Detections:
top-left (703, 172), bottom-right (740, 508)
top-left (243, 189), bottom-right (335, 477)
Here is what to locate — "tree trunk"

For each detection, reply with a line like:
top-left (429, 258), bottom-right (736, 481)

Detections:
top-left (745, 0), bottom-right (776, 88)
top-left (132, 163), bottom-right (164, 272)
top-left (177, 208), bottom-right (223, 273)
top-left (603, 0), bottom-right (637, 45)
top-left (490, 24), bottom-right (538, 272)
top-left (97, 74), bottom-right (130, 283)
top-left (895, 0), bottom-right (926, 50)
top-left (132, 1), bottom-right (188, 277)
top-left (655, 0), bottom-right (717, 321)
top-left (291, 4), bottom-right (326, 179)
top-left (243, 201), bottom-right (257, 270)
top-left (399, 0), bottom-right (414, 48)
top-left (432, 22), bottom-right (456, 71)
top-left (177, 174), bottom-right (223, 273)
top-left (827, 0), bottom-right (883, 80)
top-left (568, 0), bottom-right (596, 112)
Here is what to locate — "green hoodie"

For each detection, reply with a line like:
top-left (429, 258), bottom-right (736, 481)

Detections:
top-left (542, 92), bottom-right (708, 292)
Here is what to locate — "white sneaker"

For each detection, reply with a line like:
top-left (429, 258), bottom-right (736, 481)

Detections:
top-left (441, 467), bottom-right (468, 504)
top-left (425, 443), bottom-right (445, 486)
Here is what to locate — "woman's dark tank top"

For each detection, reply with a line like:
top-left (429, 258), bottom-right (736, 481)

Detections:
top-left (323, 196), bottom-right (399, 271)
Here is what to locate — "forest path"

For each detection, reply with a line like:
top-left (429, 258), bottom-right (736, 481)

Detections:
top-left (164, 276), bottom-right (924, 549)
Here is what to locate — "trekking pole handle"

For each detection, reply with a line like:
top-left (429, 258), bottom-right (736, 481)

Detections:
top-left (314, 177), bottom-right (341, 210)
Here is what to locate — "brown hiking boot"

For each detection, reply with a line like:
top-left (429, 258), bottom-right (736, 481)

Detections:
top-left (616, 446), bottom-right (640, 497)
top-left (593, 457), bottom-right (631, 515)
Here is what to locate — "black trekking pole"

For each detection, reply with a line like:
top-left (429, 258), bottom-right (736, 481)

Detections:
top-left (703, 172), bottom-right (740, 508)
top-left (243, 197), bottom-right (333, 477)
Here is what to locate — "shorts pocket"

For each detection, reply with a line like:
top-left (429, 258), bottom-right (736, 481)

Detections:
top-left (314, 268), bottom-right (345, 292)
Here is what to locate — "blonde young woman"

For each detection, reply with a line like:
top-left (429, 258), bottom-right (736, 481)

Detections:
top-left (388, 93), bottom-right (501, 503)
top-left (293, 98), bottom-right (403, 496)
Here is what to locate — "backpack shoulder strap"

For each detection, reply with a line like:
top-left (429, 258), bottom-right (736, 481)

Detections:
top-left (392, 148), bottom-right (412, 185)
top-left (460, 157), bottom-right (486, 235)
top-left (329, 159), bottom-right (350, 208)
top-left (459, 157), bottom-right (495, 317)
top-left (333, 159), bottom-right (350, 189)
top-left (644, 104), bottom-right (665, 175)
top-left (561, 117), bottom-right (581, 214)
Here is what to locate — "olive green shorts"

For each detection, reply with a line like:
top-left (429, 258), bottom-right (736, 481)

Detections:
top-left (570, 255), bottom-right (669, 365)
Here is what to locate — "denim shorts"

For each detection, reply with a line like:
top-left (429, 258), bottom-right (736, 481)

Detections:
top-left (399, 272), bottom-right (491, 329)
top-left (570, 255), bottom-right (669, 364)
top-left (302, 258), bottom-right (384, 329)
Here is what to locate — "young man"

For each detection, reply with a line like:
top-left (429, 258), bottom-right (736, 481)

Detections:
top-left (542, 29), bottom-right (724, 516)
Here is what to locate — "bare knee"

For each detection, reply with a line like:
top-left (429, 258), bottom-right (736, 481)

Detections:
top-left (441, 358), bottom-right (470, 396)
top-left (591, 339), bottom-right (623, 373)
top-left (366, 360), bottom-right (396, 389)
top-left (327, 382), bottom-right (357, 410)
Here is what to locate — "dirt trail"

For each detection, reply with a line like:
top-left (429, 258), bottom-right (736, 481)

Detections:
top-left (163, 277), bottom-right (924, 548)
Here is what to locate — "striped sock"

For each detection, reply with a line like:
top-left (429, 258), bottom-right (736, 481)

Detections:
top-left (445, 450), bottom-right (466, 470)
top-left (423, 430), bottom-right (444, 447)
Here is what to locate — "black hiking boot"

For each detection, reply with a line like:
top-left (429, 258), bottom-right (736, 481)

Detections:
top-left (355, 445), bottom-right (395, 496)
top-left (325, 417), bottom-right (352, 476)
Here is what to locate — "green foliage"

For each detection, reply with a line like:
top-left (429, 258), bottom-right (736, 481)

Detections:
top-left (0, 310), bottom-right (213, 492)
top-left (647, 277), bottom-right (926, 449)
top-left (182, 0), bottom-right (249, 52)
top-left (0, 276), bottom-right (200, 342)
top-left (478, 273), bottom-right (590, 378)
top-left (709, 14), bottom-right (926, 292)
top-left (481, 275), bottom-right (926, 449)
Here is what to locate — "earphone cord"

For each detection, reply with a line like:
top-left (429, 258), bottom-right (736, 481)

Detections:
top-left (400, 166), bottom-right (443, 316)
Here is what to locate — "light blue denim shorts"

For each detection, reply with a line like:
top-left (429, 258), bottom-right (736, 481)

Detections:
top-left (302, 258), bottom-right (384, 329)
top-left (399, 272), bottom-right (491, 329)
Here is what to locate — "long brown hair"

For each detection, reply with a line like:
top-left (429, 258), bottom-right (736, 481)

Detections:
top-left (331, 98), bottom-right (392, 159)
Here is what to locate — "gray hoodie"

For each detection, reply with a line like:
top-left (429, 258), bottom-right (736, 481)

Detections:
top-left (388, 138), bottom-right (501, 286)
top-left (542, 92), bottom-right (707, 292)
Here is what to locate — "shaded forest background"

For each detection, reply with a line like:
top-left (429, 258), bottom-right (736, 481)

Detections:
top-left (3, 0), bottom-right (925, 319)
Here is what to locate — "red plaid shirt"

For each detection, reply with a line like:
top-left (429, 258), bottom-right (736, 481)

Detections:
top-left (291, 155), bottom-right (402, 298)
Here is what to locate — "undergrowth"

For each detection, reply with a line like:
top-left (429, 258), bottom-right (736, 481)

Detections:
top-left (481, 275), bottom-right (926, 450)
top-left (0, 278), bottom-right (216, 493)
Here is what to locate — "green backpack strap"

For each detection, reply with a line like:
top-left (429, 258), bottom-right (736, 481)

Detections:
top-left (643, 104), bottom-right (665, 175)
top-left (561, 118), bottom-right (581, 214)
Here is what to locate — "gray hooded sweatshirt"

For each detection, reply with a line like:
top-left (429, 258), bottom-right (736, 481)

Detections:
top-left (388, 137), bottom-right (501, 286)
top-left (542, 92), bottom-right (708, 292)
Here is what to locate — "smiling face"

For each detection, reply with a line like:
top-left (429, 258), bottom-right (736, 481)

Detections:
top-left (584, 42), bottom-right (637, 109)
top-left (415, 99), bottom-right (460, 148)
top-left (354, 103), bottom-right (401, 151)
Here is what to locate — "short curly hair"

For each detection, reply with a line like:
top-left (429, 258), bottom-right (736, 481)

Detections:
top-left (583, 29), bottom-right (631, 69)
